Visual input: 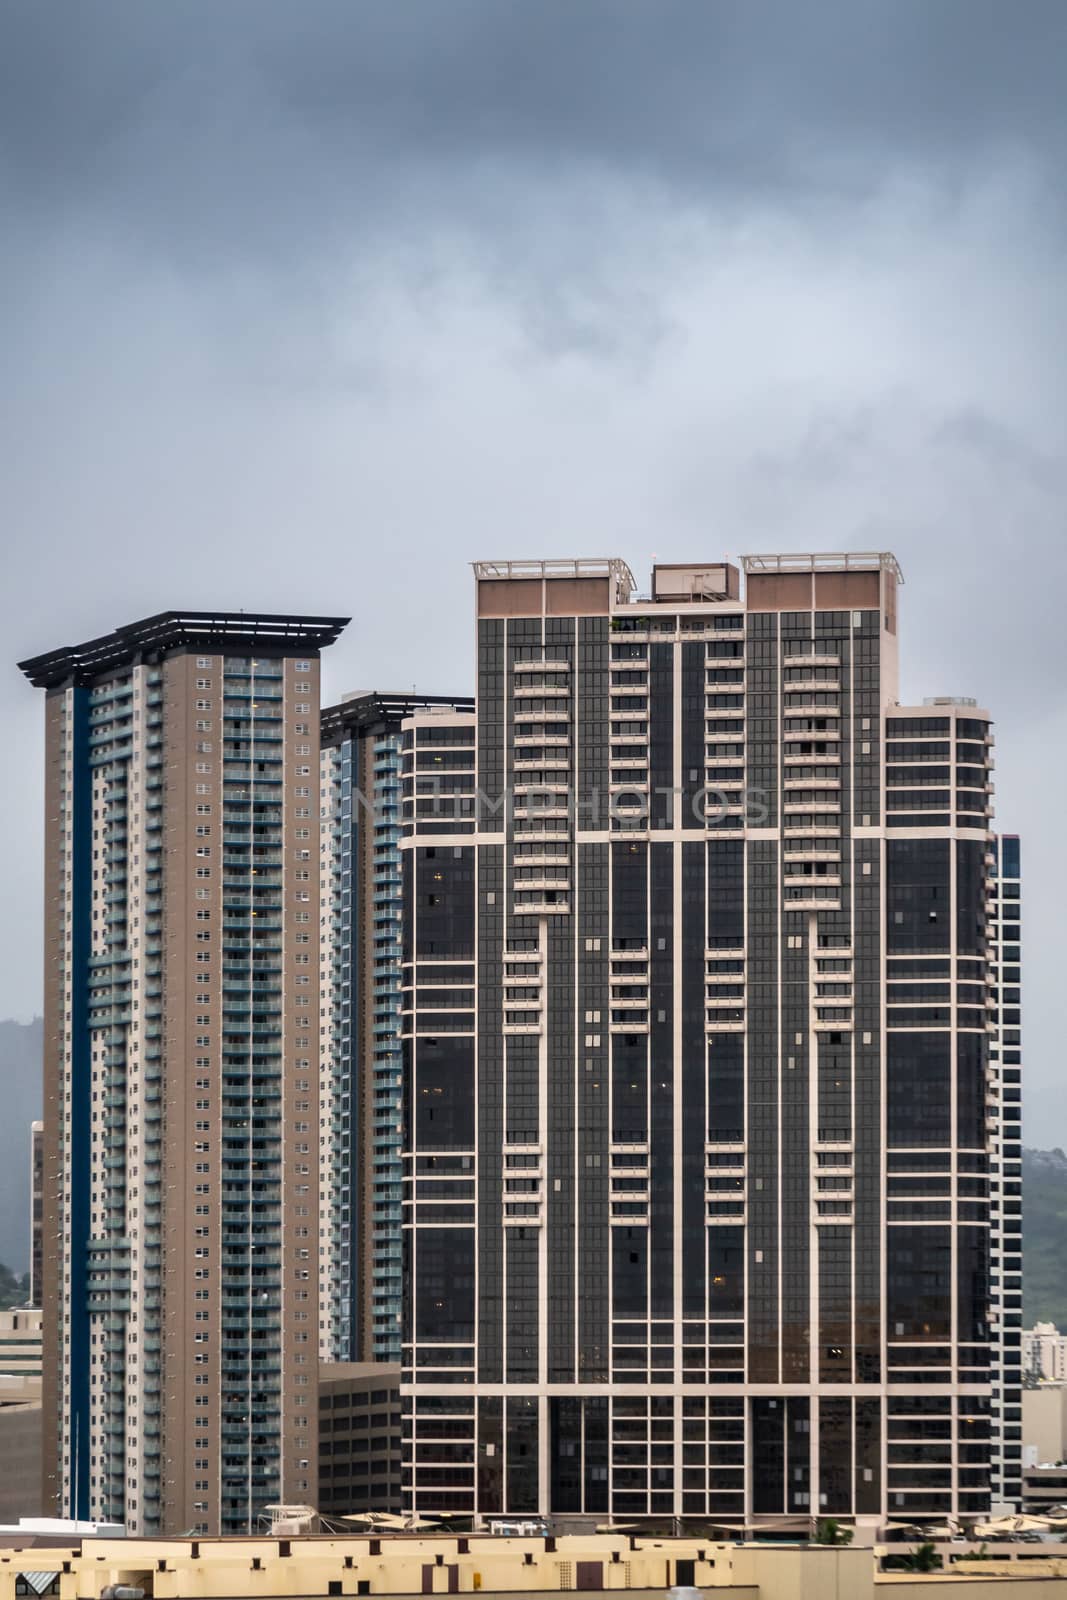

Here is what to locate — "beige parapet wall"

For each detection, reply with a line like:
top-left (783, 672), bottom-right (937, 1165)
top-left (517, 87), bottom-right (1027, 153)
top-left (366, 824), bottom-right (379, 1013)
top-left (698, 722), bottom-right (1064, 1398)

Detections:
top-left (2, 1537), bottom-right (1067, 1600)
top-left (0, 1535), bottom-right (837, 1600)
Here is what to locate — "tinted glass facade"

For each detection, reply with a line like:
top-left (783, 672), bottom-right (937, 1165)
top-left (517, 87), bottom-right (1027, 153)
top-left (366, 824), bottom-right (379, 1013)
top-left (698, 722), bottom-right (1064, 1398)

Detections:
top-left (988, 835), bottom-right (1022, 1506)
top-left (320, 696), bottom-right (475, 1368)
top-left (318, 1362), bottom-right (403, 1515)
top-left (400, 557), bottom-right (1009, 1529)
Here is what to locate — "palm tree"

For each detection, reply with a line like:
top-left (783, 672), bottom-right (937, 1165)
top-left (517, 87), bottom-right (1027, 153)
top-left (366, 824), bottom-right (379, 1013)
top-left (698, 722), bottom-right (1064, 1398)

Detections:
top-left (813, 1518), bottom-right (854, 1546)
top-left (898, 1543), bottom-right (942, 1572)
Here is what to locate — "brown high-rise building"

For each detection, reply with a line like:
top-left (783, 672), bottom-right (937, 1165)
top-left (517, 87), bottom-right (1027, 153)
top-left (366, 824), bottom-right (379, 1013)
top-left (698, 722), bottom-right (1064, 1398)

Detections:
top-left (20, 611), bottom-right (348, 1535)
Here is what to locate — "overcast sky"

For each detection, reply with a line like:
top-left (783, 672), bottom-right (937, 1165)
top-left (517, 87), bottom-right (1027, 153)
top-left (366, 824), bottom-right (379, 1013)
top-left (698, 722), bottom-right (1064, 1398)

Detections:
top-left (2, 1), bottom-right (1064, 1139)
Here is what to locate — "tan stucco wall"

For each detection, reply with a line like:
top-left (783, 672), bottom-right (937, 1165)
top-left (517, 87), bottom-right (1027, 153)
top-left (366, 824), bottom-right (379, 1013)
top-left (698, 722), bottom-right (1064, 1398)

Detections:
top-left (4, 1536), bottom-right (1067, 1600)
top-left (1025, 1386), bottom-right (1067, 1465)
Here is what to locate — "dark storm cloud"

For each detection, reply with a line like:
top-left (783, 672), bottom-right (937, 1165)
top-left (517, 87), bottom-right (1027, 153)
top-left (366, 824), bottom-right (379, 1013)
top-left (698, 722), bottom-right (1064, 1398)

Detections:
top-left (1, 1), bottom-right (1065, 1137)
top-left (2, 0), bottom-right (1067, 268)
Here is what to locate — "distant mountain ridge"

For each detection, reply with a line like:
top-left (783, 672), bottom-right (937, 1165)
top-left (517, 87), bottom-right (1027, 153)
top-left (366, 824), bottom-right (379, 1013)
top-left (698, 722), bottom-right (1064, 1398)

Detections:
top-left (0, 1017), bottom-right (42, 1273)
top-left (1025, 1147), bottom-right (1067, 1173)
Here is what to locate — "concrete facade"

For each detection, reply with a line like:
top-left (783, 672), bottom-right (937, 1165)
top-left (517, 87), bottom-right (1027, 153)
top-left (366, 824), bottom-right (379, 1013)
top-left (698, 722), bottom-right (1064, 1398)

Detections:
top-left (0, 1309), bottom-right (43, 1380)
top-left (0, 1364), bottom-right (43, 1524)
top-left (20, 613), bottom-right (348, 1536)
top-left (1023, 1386), bottom-right (1067, 1468)
top-left (1025, 1324), bottom-right (1067, 1383)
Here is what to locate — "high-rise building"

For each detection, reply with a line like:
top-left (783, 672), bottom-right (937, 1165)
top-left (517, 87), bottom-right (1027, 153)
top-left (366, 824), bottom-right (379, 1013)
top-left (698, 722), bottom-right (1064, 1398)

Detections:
top-left (989, 834), bottom-right (1022, 1507)
top-left (30, 1121), bottom-right (43, 1310)
top-left (20, 611), bottom-right (347, 1535)
top-left (1023, 1321), bottom-right (1067, 1384)
top-left (318, 693), bottom-right (473, 1368)
top-left (401, 554), bottom-right (1004, 1531)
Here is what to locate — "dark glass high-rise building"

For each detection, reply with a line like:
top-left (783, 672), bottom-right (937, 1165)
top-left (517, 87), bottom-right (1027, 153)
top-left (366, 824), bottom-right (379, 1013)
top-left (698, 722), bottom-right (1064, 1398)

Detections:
top-left (30, 1121), bottom-right (43, 1311)
top-left (318, 692), bottom-right (473, 1368)
top-left (989, 834), bottom-right (1022, 1507)
top-left (400, 553), bottom-right (1010, 1532)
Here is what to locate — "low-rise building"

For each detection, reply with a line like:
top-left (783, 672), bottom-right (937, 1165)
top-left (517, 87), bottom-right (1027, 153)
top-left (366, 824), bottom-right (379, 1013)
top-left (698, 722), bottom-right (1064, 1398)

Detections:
top-left (318, 1364), bottom-right (402, 1519)
top-left (0, 1309), bottom-right (42, 1382)
top-left (0, 1377), bottom-right (42, 1523)
top-left (1023, 1385), bottom-right (1067, 1469)
top-left (4, 1533), bottom-right (1067, 1600)
top-left (0, 1310), bottom-right (44, 1523)
top-left (1022, 1464), bottom-right (1067, 1514)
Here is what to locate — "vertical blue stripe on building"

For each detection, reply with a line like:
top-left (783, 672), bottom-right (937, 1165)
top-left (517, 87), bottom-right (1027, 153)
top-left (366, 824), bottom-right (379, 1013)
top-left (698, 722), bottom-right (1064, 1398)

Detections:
top-left (69, 687), bottom-right (93, 1520)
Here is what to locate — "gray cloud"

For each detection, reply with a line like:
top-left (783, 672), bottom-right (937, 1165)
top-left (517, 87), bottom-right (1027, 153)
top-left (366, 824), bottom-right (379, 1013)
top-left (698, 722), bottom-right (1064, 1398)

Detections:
top-left (1, 0), bottom-right (1065, 1138)
top-left (3, 1), bottom-right (1067, 268)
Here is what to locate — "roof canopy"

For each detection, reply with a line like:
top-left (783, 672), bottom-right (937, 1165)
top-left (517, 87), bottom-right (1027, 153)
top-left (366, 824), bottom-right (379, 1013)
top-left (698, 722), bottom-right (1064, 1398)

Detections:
top-left (19, 610), bottom-right (350, 689)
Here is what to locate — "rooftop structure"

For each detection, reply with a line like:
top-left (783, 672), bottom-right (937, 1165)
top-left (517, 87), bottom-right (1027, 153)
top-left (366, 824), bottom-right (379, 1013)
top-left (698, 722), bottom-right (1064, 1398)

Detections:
top-left (18, 612), bottom-right (349, 690)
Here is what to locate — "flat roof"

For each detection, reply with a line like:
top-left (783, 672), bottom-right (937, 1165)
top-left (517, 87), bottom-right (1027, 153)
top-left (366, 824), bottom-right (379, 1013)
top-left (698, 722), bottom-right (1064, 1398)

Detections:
top-left (742, 551), bottom-right (903, 581)
top-left (472, 558), bottom-right (635, 584)
top-left (18, 610), bottom-right (350, 689)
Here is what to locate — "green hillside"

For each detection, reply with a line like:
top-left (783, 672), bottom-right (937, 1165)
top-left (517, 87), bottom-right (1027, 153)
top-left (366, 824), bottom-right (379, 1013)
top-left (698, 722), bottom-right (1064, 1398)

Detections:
top-left (0, 1262), bottom-right (30, 1310)
top-left (0, 1018), bottom-right (42, 1273)
top-left (1023, 1148), bottom-right (1067, 1327)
